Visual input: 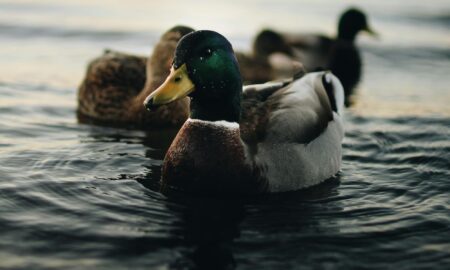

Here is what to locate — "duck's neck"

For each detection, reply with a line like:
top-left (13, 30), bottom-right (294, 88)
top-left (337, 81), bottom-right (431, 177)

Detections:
top-left (337, 32), bottom-right (357, 42)
top-left (337, 27), bottom-right (358, 42)
top-left (131, 61), bottom-right (173, 117)
top-left (138, 75), bottom-right (165, 101)
top-left (132, 77), bottom-right (164, 114)
top-left (189, 87), bottom-right (242, 123)
top-left (133, 34), bottom-right (177, 110)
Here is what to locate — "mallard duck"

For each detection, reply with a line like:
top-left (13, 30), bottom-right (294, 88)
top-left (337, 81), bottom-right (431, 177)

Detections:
top-left (77, 25), bottom-right (194, 128)
top-left (236, 29), bottom-right (302, 84)
top-left (284, 8), bottom-right (377, 106)
top-left (143, 30), bottom-right (345, 194)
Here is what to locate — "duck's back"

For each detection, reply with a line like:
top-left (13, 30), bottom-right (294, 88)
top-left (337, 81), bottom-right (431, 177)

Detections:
top-left (328, 40), bottom-right (361, 102)
top-left (288, 34), bottom-right (362, 103)
top-left (235, 52), bottom-right (273, 84)
top-left (284, 33), bottom-right (332, 70)
top-left (77, 50), bottom-right (147, 123)
top-left (241, 72), bottom-right (345, 192)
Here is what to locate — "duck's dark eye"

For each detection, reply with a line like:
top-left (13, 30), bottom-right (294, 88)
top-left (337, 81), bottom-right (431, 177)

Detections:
top-left (201, 48), bottom-right (213, 58)
top-left (174, 76), bottom-right (182, 83)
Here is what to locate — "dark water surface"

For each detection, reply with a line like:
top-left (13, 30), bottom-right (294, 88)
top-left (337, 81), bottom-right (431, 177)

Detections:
top-left (1, 0), bottom-right (449, 269)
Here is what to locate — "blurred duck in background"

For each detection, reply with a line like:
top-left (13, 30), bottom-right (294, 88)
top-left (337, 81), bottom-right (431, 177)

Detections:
top-left (257, 8), bottom-right (377, 106)
top-left (284, 7), bottom-right (377, 106)
top-left (236, 30), bottom-right (304, 84)
top-left (77, 25), bottom-right (194, 128)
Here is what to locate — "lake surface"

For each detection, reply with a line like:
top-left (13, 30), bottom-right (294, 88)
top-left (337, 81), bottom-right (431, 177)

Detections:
top-left (0, 0), bottom-right (449, 269)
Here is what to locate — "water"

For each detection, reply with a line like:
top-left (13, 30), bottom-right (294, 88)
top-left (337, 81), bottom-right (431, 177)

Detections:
top-left (1, 0), bottom-right (449, 269)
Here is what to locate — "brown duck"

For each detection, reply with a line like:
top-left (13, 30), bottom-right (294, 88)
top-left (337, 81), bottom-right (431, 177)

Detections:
top-left (77, 25), bottom-right (194, 128)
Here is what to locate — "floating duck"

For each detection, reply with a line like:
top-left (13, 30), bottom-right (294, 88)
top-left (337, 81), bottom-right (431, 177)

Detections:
top-left (236, 29), bottom-right (301, 84)
top-left (77, 25), bottom-right (194, 128)
top-left (284, 8), bottom-right (377, 106)
top-left (144, 30), bottom-right (345, 194)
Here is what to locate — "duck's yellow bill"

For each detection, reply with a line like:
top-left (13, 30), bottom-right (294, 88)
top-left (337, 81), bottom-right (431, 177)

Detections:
top-left (364, 26), bottom-right (379, 38)
top-left (144, 64), bottom-right (195, 110)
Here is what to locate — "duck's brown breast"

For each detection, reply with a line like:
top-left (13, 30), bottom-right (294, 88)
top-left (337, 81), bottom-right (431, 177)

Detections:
top-left (161, 120), bottom-right (267, 195)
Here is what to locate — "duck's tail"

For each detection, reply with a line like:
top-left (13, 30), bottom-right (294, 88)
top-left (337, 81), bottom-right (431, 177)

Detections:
top-left (322, 72), bottom-right (345, 116)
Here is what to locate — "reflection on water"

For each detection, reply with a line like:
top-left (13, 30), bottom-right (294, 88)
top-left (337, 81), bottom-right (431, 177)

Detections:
top-left (169, 199), bottom-right (245, 270)
top-left (0, 0), bottom-right (450, 269)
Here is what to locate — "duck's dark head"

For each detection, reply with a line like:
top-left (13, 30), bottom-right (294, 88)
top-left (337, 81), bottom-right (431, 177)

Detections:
top-left (149, 25), bottom-right (195, 72)
top-left (253, 29), bottom-right (293, 57)
top-left (337, 8), bottom-right (377, 41)
top-left (166, 25), bottom-right (195, 37)
top-left (144, 30), bottom-right (243, 122)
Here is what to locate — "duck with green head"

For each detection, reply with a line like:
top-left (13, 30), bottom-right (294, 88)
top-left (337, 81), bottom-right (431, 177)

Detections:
top-left (145, 30), bottom-right (345, 194)
top-left (285, 7), bottom-right (377, 106)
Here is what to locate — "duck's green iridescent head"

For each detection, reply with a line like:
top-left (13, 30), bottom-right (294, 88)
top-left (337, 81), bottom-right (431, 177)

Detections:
top-left (145, 30), bottom-right (243, 122)
top-left (338, 8), bottom-right (377, 41)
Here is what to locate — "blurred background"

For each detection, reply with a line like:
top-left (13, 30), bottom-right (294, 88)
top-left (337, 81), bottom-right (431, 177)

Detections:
top-left (0, 1), bottom-right (449, 269)
top-left (0, 0), bottom-right (449, 115)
